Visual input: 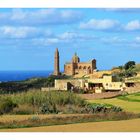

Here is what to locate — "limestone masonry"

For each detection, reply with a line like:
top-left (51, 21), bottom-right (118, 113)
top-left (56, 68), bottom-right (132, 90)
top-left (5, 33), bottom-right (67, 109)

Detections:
top-left (54, 48), bottom-right (60, 76)
top-left (53, 48), bottom-right (96, 76)
top-left (50, 48), bottom-right (136, 93)
top-left (64, 53), bottom-right (96, 75)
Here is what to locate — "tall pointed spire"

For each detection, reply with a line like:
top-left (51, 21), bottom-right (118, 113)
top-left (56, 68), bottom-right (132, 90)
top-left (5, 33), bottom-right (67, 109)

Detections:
top-left (54, 48), bottom-right (60, 76)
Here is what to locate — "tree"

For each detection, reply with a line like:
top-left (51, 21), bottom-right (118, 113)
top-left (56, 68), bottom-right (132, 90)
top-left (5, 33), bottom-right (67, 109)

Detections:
top-left (124, 61), bottom-right (136, 70)
top-left (118, 65), bottom-right (124, 70)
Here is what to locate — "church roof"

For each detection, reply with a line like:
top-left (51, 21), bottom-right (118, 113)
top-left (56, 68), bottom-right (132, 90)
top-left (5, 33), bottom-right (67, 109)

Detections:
top-left (72, 52), bottom-right (80, 63)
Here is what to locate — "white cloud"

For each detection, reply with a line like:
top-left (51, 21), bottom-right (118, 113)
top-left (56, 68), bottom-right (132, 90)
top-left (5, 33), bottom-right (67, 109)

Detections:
top-left (0, 26), bottom-right (53, 39)
top-left (99, 36), bottom-right (140, 48)
top-left (31, 38), bottom-right (60, 46)
top-left (101, 36), bottom-right (127, 44)
top-left (58, 32), bottom-right (96, 42)
top-left (31, 31), bottom-right (96, 46)
top-left (101, 8), bottom-right (140, 13)
top-left (0, 26), bottom-right (38, 38)
top-left (11, 9), bottom-right (27, 20)
top-left (80, 19), bottom-right (119, 30)
top-left (135, 36), bottom-right (140, 42)
top-left (59, 32), bottom-right (78, 41)
top-left (125, 20), bottom-right (140, 31)
top-left (80, 18), bottom-right (140, 32)
top-left (0, 9), bottom-right (83, 26)
top-left (46, 38), bottom-right (60, 44)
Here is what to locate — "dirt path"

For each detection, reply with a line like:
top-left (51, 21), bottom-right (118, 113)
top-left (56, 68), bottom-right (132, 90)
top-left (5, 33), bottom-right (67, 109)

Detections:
top-left (1, 118), bottom-right (140, 132)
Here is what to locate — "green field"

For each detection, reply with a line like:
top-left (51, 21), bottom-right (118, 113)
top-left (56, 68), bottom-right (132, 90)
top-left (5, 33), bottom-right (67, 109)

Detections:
top-left (89, 92), bottom-right (140, 113)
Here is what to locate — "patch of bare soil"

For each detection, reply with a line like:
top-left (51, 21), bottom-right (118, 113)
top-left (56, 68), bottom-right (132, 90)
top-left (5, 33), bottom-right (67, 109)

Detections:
top-left (78, 92), bottom-right (121, 100)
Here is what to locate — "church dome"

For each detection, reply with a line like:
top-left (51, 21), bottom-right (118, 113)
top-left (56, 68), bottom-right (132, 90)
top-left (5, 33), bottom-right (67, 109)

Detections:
top-left (72, 53), bottom-right (80, 63)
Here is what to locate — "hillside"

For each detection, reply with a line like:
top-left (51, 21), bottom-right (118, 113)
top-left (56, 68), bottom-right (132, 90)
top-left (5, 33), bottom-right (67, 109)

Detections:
top-left (125, 64), bottom-right (140, 82)
top-left (135, 64), bottom-right (140, 72)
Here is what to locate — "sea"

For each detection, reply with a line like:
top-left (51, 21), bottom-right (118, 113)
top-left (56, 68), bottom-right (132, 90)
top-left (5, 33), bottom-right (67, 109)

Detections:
top-left (0, 71), bottom-right (53, 82)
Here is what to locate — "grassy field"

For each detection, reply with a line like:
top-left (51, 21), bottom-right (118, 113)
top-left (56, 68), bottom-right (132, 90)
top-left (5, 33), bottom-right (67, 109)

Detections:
top-left (88, 92), bottom-right (140, 113)
top-left (1, 118), bottom-right (140, 132)
top-left (0, 92), bottom-right (140, 131)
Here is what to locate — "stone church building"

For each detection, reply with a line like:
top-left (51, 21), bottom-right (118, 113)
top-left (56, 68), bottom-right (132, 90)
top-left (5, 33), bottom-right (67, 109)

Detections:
top-left (54, 48), bottom-right (97, 76)
top-left (64, 53), bottom-right (96, 75)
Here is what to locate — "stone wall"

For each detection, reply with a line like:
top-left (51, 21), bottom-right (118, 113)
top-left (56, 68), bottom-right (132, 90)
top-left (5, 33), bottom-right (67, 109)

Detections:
top-left (64, 58), bottom-right (96, 76)
top-left (55, 79), bottom-right (85, 90)
top-left (64, 63), bottom-right (73, 75)
top-left (125, 83), bottom-right (140, 94)
top-left (88, 76), bottom-right (126, 91)
top-left (64, 61), bottom-right (96, 76)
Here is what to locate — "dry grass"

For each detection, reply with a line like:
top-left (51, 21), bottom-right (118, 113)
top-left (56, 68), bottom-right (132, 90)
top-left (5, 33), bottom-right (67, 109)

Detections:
top-left (0, 112), bottom-right (137, 129)
top-left (1, 118), bottom-right (140, 132)
top-left (0, 114), bottom-right (87, 122)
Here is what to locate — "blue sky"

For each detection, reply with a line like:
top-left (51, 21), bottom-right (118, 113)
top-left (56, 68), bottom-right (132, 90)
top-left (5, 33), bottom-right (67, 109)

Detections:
top-left (0, 8), bottom-right (140, 71)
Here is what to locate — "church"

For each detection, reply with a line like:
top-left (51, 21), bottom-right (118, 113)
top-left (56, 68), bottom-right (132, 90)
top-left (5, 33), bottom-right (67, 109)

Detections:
top-left (50, 48), bottom-right (135, 93)
top-left (54, 48), bottom-right (97, 76)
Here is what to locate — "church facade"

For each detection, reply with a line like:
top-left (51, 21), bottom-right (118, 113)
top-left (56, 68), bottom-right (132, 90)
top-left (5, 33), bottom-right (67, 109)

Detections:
top-left (53, 48), bottom-right (97, 76)
top-left (64, 53), bottom-right (96, 76)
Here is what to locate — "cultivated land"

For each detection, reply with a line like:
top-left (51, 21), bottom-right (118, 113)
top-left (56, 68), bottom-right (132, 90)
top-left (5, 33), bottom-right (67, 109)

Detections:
top-left (88, 92), bottom-right (140, 113)
top-left (1, 118), bottom-right (140, 132)
top-left (0, 92), bottom-right (140, 132)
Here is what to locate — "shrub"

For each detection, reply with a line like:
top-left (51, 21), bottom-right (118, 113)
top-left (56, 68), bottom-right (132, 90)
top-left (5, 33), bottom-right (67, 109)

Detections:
top-left (40, 103), bottom-right (59, 114)
top-left (0, 98), bottom-right (17, 115)
top-left (0, 90), bottom-right (123, 115)
top-left (28, 116), bottom-right (40, 122)
top-left (39, 91), bottom-right (88, 114)
top-left (87, 104), bottom-right (107, 113)
top-left (86, 103), bottom-right (123, 114)
top-left (110, 106), bottom-right (123, 112)
top-left (12, 104), bottom-right (37, 115)
top-left (124, 61), bottom-right (136, 70)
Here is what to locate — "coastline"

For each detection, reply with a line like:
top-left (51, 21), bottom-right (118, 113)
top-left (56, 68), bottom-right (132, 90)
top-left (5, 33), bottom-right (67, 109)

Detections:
top-left (0, 70), bottom-right (53, 82)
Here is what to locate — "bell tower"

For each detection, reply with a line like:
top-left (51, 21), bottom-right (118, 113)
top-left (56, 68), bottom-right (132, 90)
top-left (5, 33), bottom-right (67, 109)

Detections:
top-left (54, 48), bottom-right (60, 76)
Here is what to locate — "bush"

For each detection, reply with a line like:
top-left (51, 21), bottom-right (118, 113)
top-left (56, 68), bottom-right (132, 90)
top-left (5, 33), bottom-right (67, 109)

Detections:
top-left (0, 98), bottom-right (17, 115)
top-left (87, 104), bottom-right (107, 113)
top-left (12, 104), bottom-right (37, 115)
top-left (40, 103), bottom-right (59, 114)
top-left (124, 61), bottom-right (136, 70)
top-left (0, 90), bottom-right (123, 115)
top-left (39, 92), bottom-right (87, 114)
top-left (111, 106), bottom-right (123, 112)
top-left (86, 103), bottom-right (123, 114)
top-left (28, 116), bottom-right (40, 122)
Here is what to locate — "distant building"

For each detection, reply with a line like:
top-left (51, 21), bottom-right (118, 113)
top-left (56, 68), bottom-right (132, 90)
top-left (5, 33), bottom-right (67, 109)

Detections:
top-left (46, 49), bottom-right (136, 94)
top-left (54, 75), bottom-right (127, 93)
top-left (64, 53), bottom-right (96, 76)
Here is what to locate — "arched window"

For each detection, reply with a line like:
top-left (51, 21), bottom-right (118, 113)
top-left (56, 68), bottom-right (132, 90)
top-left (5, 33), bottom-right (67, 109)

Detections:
top-left (88, 66), bottom-right (91, 69)
top-left (83, 66), bottom-right (86, 69)
top-left (79, 66), bottom-right (82, 69)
